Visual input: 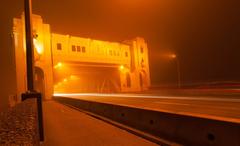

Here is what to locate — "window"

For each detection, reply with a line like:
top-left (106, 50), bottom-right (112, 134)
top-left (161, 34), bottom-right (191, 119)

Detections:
top-left (140, 47), bottom-right (144, 53)
top-left (77, 46), bottom-right (81, 52)
top-left (82, 46), bottom-right (86, 53)
top-left (57, 43), bottom-right (62, 50)
top-left (125, 52), bottom-right (128, 57)
top-left (72, 45), bottom-right (76, 52)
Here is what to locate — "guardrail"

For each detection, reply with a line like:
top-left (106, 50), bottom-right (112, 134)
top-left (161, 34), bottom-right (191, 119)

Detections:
top-left (55, 96), bottom-right (240, 146)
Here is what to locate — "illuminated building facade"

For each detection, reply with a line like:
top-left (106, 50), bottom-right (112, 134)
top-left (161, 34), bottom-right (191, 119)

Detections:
top-left (13, 14), bottom-right (150, 100)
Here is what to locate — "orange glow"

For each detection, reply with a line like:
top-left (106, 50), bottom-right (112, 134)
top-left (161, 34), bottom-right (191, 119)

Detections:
top-left (169, 54), bottom-right (176, 59)
top-left (119, 65), bottom-right (124, 71)
top-left (63, 78), bottom-right (68, 82)
top-left (54, 62), bottom-right (63, 69)
top-left (70, 75), bottom-right (78, 80)
top-left (33, 38), bottom-right (43, 55)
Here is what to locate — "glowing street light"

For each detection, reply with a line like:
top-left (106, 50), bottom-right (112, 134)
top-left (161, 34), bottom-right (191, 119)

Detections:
top-left (33, 38), bottom-right (43, 55)
top-left (54, 62), bottom-right (62, 69)
top-left (119, 65), bottom-right (125, 71)
top-left (169, 54), bottom-right (176, 59)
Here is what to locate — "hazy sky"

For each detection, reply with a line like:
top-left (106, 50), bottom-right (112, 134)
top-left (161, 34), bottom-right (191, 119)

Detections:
top-left (1, 0), bottom-right (240, 86)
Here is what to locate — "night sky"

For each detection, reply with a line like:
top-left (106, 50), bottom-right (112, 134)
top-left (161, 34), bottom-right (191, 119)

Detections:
top-left (1, 0), bottom-right (240, 86)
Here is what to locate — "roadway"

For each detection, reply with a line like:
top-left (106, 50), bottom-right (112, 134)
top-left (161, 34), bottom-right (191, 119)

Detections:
top-left (54, 93), bottom-right (240, 124)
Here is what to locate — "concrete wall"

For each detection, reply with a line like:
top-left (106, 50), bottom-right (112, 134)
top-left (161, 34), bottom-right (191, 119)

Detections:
top-left (55, 97), bottom-right (240, 146)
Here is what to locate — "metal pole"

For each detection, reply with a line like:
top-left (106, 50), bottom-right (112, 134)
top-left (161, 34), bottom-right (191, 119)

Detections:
top-left (176, 58), bottom-right (181, 88)
top-left (23, 0), bottom-right (44, 141)
top-left (24, 0), bottom-right (35, 91)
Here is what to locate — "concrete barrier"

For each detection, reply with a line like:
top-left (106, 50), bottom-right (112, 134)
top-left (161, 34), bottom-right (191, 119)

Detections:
top-left (55, 97), bottom-right (240, 146)
top-left (0, 98), bottom-right (39, 145)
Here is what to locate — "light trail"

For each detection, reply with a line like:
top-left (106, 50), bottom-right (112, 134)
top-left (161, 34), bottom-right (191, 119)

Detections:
top-left (53, 93), bottom-right (240, 102)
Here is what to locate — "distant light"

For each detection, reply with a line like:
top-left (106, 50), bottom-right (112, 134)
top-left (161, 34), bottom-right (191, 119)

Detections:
top-left (63, 78), bottom-right (67, 82)
top-left (170, 54), bottom-right (176, 59)
top-left (33, 38), bottom-right (43, 55)
top-left (58, 62), bottom-right (62, 67)
top-left (54, 62), bottom-right (63, 69)
top-left (119, 65), bottom-right (124, 71)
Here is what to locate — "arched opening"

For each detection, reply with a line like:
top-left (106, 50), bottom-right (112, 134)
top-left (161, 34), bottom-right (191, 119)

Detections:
top-left (53, 65), bottom-right (121, 93)
top-left (99, 78), bottom-right (121, 93)
top-left (34, 67), bottom-right (45, 99)
top-left (126, 73), bottom-right (131, 87)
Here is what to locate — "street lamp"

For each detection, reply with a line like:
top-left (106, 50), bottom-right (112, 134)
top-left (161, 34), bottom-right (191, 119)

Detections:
top-left (169, 54), bottom-right (181, 88)
top-left (22, 0), bottom-right (44, 141)
top-left (169, 54), bottom-right (176, 59)
top-left (54, 62), bottom-right (63, 69)
top-left (119, 65), bottom-right (125, 71)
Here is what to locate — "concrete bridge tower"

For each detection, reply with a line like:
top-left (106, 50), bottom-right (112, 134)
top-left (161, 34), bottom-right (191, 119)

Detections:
top-left (13, 14), bottom-right (53, 100)
top-left (13, 14), bottom-right (151, 100)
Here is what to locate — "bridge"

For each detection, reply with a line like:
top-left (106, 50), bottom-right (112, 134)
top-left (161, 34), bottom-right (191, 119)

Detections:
top-left (9, 13), bottom-right (240, 146)
top-left (13, 14), bottom-right (150, 100)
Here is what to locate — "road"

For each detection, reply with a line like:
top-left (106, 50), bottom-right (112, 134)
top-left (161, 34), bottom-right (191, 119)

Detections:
top-left (54, 93), bottom-right (240, 124)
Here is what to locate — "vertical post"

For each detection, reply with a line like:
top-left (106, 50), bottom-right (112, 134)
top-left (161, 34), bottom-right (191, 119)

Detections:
top-left (176, 58), bottom-right (181, 88)
top-left (36, 93), bottom-right (44, 141)
top-left (24, 0), bottom-right (34, 91)
top-left (23, 0), bottom-right (44, 141)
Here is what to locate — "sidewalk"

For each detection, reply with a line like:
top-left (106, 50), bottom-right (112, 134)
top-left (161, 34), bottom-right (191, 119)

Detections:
top-left (41, 101), bottom-right (157, 146)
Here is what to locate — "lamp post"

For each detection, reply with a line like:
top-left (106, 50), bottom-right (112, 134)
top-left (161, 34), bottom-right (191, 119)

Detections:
top-left (22, 0), bottom-right (44, 141)
top-left (170, 54), bottom-right (181, 88)
top-left (24, 0), bottom-right (34, 91)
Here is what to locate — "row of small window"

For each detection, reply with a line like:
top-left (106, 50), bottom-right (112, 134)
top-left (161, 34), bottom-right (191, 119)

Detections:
top-left (57, 42), bottom-right (129, 57)
top-left (109, 50), bottom-right (120, 56)
top-left (56, 43), bottom-right (86, 53)
top-left (72, 45), bottom-right (86, 53)
top-left (109, 50), bottom-right (129, 57)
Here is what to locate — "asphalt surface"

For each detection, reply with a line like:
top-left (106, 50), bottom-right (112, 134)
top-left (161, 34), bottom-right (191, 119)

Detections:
top-left (41, 101), bottom-right (157, 146)
top-left (54, 93), bottom-right (240, 124)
